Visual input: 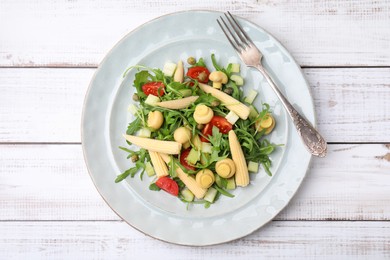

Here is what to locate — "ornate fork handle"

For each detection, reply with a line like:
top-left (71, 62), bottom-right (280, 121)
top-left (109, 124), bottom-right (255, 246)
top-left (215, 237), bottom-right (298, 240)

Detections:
top-left (256, 64), bottom-right (327, 157)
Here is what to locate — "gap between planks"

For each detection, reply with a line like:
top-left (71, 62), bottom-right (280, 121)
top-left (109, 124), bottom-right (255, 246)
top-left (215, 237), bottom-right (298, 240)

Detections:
top-left (1, 67), bottom-right (390, 143)
top-left (0, 219), bottom-right (388, 223)
top-left (0, 220), bottom-right (389, 259)
top-left (0, 65), bottom-right (390, 69)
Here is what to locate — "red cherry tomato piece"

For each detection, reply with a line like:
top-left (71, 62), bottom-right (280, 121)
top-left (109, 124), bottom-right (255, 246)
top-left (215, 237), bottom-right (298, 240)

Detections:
top-left (200, 116), bottom-right (233, 142)
top-left (155, 176), bottom-right (179, 196)
top-left (141, 81), bottom-right (165, 96)
top-left (210, 116), bottom-right (233, 134)
top-left (180, 148), bottom-right (197, 171)
top-left (186, 66), bottom-right (210, 83)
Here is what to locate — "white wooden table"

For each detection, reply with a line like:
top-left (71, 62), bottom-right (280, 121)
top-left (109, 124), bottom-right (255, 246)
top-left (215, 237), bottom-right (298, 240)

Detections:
top-left (1, 1), bottom-right (389, 259)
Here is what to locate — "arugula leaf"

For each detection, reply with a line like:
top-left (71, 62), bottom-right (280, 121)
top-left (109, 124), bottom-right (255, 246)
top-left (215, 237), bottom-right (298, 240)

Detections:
top-left (221, 179), bottom-right (228, 189)
top-left (150, 68), bottom-right (165, 82)
top-left (211, 54), bottom-right (223, 71)
top-left (193, 57), bottom-right (206, 67)
top-left (119, 146), bottom-right (138, 158)
top-left (203, 127), bottom-right (228, 167)
top-left (126, 117), bottom-right (142, 135)
top-left (209, 126), bottom-right (222, 148)
top-left (259, 145), bottom-right (275, 155)
top-left (149, 183), bottom-right (161, 191)
top-left (214, 185), bottom-right (235, 198)
top-left (133, 70), bottom-right (150, 98)
top-left (262, 160), bottom-right (272, 176)
top-left (115, 148), bottom-right (149, 182)
top-left (115, 167), bottom-right (138, 183)
top-left (194, 93), bottom-right (218, 106)
top-left (211, 53), bottom-right (233, 77)
top-left (225, 63), bottom-right (233, 76)
top-left (175, 177), bottom-right (186, 189)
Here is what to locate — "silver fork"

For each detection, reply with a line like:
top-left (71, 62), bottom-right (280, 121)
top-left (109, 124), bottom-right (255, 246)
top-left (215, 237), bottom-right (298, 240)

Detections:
top-left (218, 12), bottom-right (327, 157)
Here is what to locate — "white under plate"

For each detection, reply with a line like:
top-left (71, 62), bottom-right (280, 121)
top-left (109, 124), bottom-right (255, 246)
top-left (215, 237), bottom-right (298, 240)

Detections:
top-left (81, 10), bottom-right (314, 246)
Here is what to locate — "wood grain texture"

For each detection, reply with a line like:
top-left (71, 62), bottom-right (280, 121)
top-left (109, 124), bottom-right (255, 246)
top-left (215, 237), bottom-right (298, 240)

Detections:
top-left (0, 144), bottom-right (389, 221)
top-left (0, 0), bottom-right (389, 67)
top-left (0, 221), bottom-right (389, 259)
top-left (1, 68), bottom-right (389, 143)
top-left (0, 68), bottom-right (93, 143)
top-left (306, 68), bottom-right (390, 142)
top-left (0, 144), bottom-right (117, 221)
top-left (278, 143), bottom-right (390, 221)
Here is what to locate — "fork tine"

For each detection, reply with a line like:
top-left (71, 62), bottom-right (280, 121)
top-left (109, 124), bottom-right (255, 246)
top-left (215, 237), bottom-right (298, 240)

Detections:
top-left (224, 13), bottom-right (248, 47)
top-left (217, 19), bottom-right (240, 53)
top-left (226, 11), bottom-right (254, 46)
top-left (218, 16), bottom-right (245, 51)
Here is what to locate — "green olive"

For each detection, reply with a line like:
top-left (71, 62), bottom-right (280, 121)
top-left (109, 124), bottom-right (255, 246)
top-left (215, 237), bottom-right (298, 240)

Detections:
top-left (131, 154), bottom-right (139, 162)
top-left (210, 100), bottom-right (220, 107)
top-left (197, 124), bottom-right (205, 130)
top-left (223, 87), bottom-right (234, 95)
top-left (187, 56), bottom-right (196, 65)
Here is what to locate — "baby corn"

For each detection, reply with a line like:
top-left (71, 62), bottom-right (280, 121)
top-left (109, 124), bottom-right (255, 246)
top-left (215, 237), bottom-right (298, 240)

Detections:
top-left (176, 168), bottom-right (207, 199)
top-left (156, 96), bottom-right (199, 109)
top-left (228, 130), bottom-right (249, 187)
top-left (198, 83), bottom-right (250, 119)
top-left (123, 134), bottom-right (182, 154)
top-left (149, 151), bottom-right (169, 177)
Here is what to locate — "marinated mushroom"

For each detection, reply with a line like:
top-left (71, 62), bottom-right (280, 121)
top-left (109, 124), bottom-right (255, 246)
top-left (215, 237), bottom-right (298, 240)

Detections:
top-left (193, 104), bottom-right (214, 124)
top-left (215, 158), bottom-right (236, 178)
top-left (173, 127), bottom-right (192, 144)
top-left (255, 114), bottom-right (275, 135)
top-left (209, 71), bottom-right (228, 89)
top-left (196, 169), bottom-right (215, 189)
top-left (147, 111), bottom-right (164, 130)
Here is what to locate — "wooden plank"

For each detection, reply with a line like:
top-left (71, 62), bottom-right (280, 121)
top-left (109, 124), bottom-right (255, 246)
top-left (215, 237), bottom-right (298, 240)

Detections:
top-left (278, 143), bottom-right (390, 221)
top-left (0, 68), bottom-right (93, 143)
top-left (0, 221), bottom-right (389, 259)
top-left (306, 68), bottom-right (390, 143)
top-left (0, 0), bottom-right (389, 67)
top-left (1, 68), bottom-right (389, 143)
top-left (0, 144), bottom-right (389, 221)
top-left (0, 144), bottom-right (117, 221)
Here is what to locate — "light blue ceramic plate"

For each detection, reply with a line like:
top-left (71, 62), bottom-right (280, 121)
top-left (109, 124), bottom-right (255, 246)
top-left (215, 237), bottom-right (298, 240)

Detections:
top-left (82, 10), bottom-right (314, 246)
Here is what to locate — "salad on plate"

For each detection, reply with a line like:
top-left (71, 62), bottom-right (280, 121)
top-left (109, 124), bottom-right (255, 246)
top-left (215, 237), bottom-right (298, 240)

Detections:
top-left (116, 54), bottom-right (279, 208)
